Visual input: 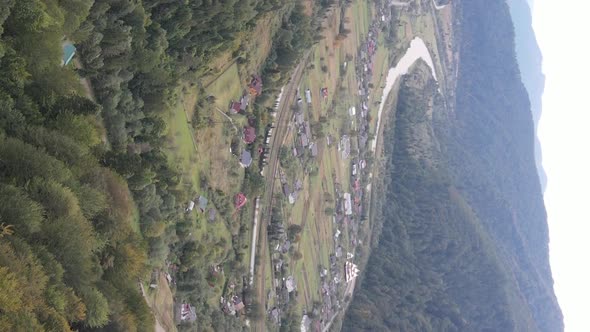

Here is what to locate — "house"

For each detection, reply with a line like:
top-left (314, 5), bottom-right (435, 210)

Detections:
top-left (305, 89), bottom-right (312, 104)
top-left (285, 276), bottom-right (296, 292)
top-left (288, 192), bottom-right (297, 205)
top-left (240, 150), bottom-right (252, 168)
top-left (230, 101), bottom-right (241, 114)
top-left (243, 126), bottom-right (256, 144)
top-left (234, 193), bottom-right (247, 209)
top-left (295, 112), bottom-right (304, 125)
top-left (282, 184), bottom-right (291, 197)
top-left (358, 132), bottom-right (368, 149)
top-left (335, 246), bottom-right (343, 258)
top-left (248, 75), bottom-right (263, 96)
top-left (178, 303), bottom-right (197, 322)
top-left (340, 136), bottom-right (351, 159)
top-left (310, 142), bottom-right (318, 157)
top-left (280, 240), bottom-right (291, 254)
top-left (301, 314), bottom-right (312, 332)
top-left (305, 121), bottom-right (312, 139)
top-left (233, 296), bottom-right (245, 311)
top-left (62, 43), bottom-right (76, 66)
top-left (300, 133), bottom-right (309, 147)
top-left (270, 308), bottom-right (281, 324)
top-left (345, 261), bottom-right (360, 283)
top-left (240, 94), bottom-right (249, 111)
top-left (343, 193), bottom-right (353, 215)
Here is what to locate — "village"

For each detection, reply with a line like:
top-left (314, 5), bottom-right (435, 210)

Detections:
top-left (146, 0), bottom-right (394, 330)
top-left (256, 9), bottom-right (390, 332)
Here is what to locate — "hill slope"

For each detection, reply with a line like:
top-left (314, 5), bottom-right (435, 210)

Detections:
top-left (343, 0), bottom-right (562, 330)
top-left (507, 0), bottom-right (547, 191)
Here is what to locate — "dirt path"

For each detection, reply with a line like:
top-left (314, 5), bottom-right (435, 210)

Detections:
top-left (139, 278), bottom-right (173, 332)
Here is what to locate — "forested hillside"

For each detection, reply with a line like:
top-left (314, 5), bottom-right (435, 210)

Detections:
top-left (507, 0), bottom-right (546, 190)
top-left (0, 1), bottom-right (153, 330)
top-left (0, 0), bottom-right (309, 331)
top-left (343, 0), bottom-right (562, 330)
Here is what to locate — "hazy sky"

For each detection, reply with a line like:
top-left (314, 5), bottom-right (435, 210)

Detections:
top-left (534, 1), bottom-right (590, 331)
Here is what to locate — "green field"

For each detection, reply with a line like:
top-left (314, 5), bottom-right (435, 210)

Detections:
top-left (206, 62), bottom-right (244, 110)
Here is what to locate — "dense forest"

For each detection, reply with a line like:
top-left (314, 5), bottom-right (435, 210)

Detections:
top-left (0, 0), bottom-right (316, 331)
top-left (343, 0), bottom-right (562, 330)
top-left (0, 1), bottom-right (153, 330)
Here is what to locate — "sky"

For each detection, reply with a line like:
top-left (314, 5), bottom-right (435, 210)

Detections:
top-left (533, 1), bottom-right (590, 331)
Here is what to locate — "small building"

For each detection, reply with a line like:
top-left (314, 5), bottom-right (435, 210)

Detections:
top-left (320, 87), bottom-right (328, 99)
top-left (248, 75), bottom-right (263, 96)
top-left (208, 209), bottom-right (217, 222)
top-left (243, 126), bottom-right (256, 144)
top-left (240, 150), bottom-right (252, 168)
top-left (305, 89), bottom-right (312, 104)
top-left (198, 196), bottom-right (208, 212)
top-left (62, 43), bottom-right (76, 66)
top-left (186, 200), bottom-right (195, 212)
top-left (349, 106), bottom-right (356, 117)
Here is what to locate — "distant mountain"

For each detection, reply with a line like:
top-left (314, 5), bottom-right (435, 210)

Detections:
top-left (507, 0), bottom-right (547, 191)
top-left (343, 0), bottom-right (562, 330)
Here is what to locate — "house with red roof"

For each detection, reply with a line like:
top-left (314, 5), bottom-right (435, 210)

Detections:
top-left (243, 126), bottom-right (256, 144)
top-left (229, 101), bottom-right (241, 114)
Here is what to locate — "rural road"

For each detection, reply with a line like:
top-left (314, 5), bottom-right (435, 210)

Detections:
top-left (252, 50), bottom-right (311, 332)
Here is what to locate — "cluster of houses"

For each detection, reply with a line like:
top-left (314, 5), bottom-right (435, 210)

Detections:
top-left (296, 18), bottom-right (388, 331)
top-left (354, 22), bottom-right (381, 154)
top-left (263, 5), bottom-right (392, 329)
top-left (293, 89), bottom-right (319, 159)
top-left (220, 287), bottom-right (246, 316)
top-left (177, 303), bottom-right (197, 323)
top-left (280, 168), bottom-right (303, 205)
top-left (228, 75), bottom-right (262, 114)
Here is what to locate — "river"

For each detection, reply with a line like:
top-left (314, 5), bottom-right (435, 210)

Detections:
top-left (371, 37), bottom-right (438, 151)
